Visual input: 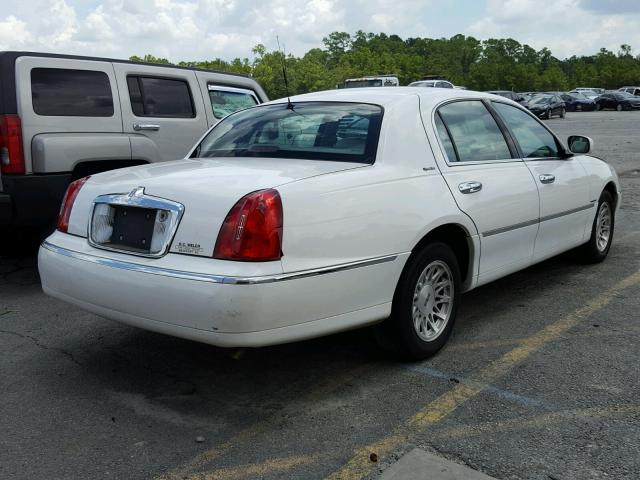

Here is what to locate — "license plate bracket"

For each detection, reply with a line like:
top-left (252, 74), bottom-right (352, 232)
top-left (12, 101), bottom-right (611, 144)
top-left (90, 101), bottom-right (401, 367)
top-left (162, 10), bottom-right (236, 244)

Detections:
top-left (110, 205), bottom-right (157, 253)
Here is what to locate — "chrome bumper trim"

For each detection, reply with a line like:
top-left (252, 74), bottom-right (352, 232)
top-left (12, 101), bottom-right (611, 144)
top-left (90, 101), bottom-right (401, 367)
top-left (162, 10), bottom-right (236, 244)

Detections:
top-left (41, 241), bottom-right (398, 285)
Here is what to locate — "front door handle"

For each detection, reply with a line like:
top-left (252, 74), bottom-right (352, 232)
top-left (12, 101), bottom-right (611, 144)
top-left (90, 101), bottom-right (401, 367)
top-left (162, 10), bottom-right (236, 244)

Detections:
top-left (458, 181), bottom-right (482, 194)
top-left (539, 174), bottom-right (555, 184)
top-left (133, 123), bottom-right (160, 131)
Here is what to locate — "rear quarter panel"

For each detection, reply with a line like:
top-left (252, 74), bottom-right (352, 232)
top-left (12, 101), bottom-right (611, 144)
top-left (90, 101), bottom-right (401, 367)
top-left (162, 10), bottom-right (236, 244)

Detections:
top-left (278, 95), bottom-right (476, 272)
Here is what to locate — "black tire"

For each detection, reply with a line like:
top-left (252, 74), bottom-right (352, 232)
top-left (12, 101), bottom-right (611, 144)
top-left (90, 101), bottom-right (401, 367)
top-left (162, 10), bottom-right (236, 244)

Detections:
top-left (578, 191), bottom-right (615, 263)
top-left (596, 103), bottom-right (601, 111)
top-left (546, 109), bottom-right (552, 119)
top-left (374, 242), bottom-right (461, 360)
top-left (616, 103), bottom-right (623, 111)
top-left (560, 107), bottom-right (566, 118)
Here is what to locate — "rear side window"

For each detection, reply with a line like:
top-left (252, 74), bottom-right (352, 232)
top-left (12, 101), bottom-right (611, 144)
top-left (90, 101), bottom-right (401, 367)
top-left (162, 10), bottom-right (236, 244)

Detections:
top-left (208, 88), bottom-right (258, 119)
top-left (127, 76), bottom-right (194, 118)
top-left (31, 68), bottom-right (114, 117)
top-left (436, 101), bottom-right (512, 162)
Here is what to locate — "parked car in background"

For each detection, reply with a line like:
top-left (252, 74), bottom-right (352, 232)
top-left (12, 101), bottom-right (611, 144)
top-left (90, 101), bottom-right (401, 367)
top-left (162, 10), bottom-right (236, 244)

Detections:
top-left (408, 79), bottom-right (454, 88)
top-left (487, 90), bottom-right (528, 105)
top-left (343, 75), bottom-right (399, 88)
top-left (572, 88), bottom-right (600, 100)
top-left (557, 92), bottom-right (596, 111)
top-left (618, 86), bottom-right (640, 96)
top-left (39, 88), bottom-right (619, 360)
top-left (0, 51), bottom-right (268, 233)
top-left (595, 91), bottom-right (640, 111)
top-left (526, 94), bottom-right (566, 119)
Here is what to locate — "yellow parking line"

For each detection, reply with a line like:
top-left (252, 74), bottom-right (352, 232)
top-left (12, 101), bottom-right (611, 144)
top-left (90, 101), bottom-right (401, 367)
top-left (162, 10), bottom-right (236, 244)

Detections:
top-left (429, 405), bottom-right (640, 440)
top-left (185, 454), bottom-right (318, 480)
top-left (157, 364), bottom-right (371, 480)
top-left (326, 270), bottom-right (640, 480)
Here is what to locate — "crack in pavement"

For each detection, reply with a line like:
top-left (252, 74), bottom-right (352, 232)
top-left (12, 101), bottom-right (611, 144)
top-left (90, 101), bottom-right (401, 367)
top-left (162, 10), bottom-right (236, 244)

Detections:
top-left (0, 329), bottom-right (82, 366)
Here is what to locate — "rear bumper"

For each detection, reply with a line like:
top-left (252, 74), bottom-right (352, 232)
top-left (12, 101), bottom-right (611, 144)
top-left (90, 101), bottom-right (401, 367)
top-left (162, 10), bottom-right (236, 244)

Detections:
top-left (38, 233), bottom-right (405, 348)
top-left (0, 173), bottom-right (71, 228)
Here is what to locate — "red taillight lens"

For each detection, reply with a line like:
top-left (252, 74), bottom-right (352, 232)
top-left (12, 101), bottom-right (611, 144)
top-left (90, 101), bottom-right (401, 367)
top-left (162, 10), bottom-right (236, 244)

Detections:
top-left (0, 114), bottom-right (25, 174)
top-left (57, 176), bottom-right (90, 233)
top-left (214, 189), bottom-right (283, 262)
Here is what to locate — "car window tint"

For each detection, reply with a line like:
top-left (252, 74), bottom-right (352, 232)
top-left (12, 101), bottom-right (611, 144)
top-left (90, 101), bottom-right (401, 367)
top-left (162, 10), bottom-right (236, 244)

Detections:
top-left (437, 101), bottom-right (512, 162)
top-left (492, 102), bottom-right (560, 158)
top-left (209, 89), bottom-right (258, 119)
top-left (31, 68), bottom-right (113, 117)
top-left (434, 114), bottom-right (458, 162)
top-left (198, 102), bottom-right (382, 164)
top-left (127, 76), bottom-right (194, 117)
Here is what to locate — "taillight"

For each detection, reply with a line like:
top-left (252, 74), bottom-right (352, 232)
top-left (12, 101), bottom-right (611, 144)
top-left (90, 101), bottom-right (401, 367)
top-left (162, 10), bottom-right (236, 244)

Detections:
top-left (57, 176), bottom-right (90, 233)
top-left (0, 114), bottom-right (25, 174)
top-left (214, 189), bottom-right (283, 261)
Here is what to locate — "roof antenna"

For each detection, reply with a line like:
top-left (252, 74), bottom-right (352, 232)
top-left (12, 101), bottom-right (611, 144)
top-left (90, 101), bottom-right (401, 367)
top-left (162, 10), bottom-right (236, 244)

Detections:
top-left (276, 36), bottom-right (294, 109)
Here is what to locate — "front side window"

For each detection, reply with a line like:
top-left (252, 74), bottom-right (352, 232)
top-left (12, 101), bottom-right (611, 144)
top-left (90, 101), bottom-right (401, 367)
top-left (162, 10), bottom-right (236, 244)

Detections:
top-left (197, 102), bottom-right (383, 164)
top-left (436, 101), bottom-right (512, 162)
top-left (208, 88), bottom-right (258, 119)
top-left (492, 102), bottom-right (560, 158)
top-left (127, 76), bottom-right (194, 118)
top-left (31, 68), bottom-right (113, 117)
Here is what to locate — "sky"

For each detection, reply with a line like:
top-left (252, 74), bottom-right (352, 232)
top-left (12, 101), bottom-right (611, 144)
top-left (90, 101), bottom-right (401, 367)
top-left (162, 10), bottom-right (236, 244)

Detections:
top-left (0, 0), bottom-right (639, 62)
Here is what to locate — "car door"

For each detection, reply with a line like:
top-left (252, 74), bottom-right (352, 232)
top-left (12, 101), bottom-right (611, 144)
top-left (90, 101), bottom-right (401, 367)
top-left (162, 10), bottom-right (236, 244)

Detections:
top-left (491, 101), bottom-right (592, 261)
top-left (428, 99), bottom-right (540, 285)
top-left (113, 63), bottom-right (208, 163)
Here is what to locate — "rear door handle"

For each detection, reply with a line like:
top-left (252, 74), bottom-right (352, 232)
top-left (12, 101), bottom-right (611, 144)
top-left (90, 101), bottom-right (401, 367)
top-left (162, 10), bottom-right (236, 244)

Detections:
top-left (539, 174), bottom-right (555, 184)
top-left (458, 181), bottom-right (482, 194)
top-left (133, 123), bottom-right (160, 131)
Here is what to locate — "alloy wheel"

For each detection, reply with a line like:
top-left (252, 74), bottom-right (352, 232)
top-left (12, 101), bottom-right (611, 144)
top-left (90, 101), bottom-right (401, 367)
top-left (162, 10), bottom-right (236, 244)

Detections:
top-left (596, 202), bottom-right (612, 252)
top-left (412, 260), bottom-right (454, 342)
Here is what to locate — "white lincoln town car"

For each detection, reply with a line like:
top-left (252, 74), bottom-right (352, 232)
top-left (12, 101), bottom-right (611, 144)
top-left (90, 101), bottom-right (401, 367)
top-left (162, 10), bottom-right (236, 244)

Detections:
top-left (39, 88), bottom-right (620, 359)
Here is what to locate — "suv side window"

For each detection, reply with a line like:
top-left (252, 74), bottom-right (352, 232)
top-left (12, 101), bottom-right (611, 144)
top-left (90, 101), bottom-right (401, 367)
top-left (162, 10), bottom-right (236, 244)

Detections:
top-left (208, 87), bottom-right (258, 119)
top-left (127, 76), bottom-right (194, 118)
top-left (492, 102), bottom-right (560, 158)
top-left (436, 100), bottom-right (512, 162)
top-left (31, 68), bottom-right (114, 117)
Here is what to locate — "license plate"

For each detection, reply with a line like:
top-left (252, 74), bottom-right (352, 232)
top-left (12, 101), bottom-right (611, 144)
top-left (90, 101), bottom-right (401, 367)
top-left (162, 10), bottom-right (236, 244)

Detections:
top-left (110, 205), bottom-right (157, 252)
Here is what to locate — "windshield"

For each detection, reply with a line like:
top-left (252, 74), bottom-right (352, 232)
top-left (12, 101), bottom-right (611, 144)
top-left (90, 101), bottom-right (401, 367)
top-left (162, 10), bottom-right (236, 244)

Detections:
top-left (616, 92), bottom-right (637, 99)
top-left (344, 79), bottom-right (383, 88)
top-left (529, 95), bottom-right (552, 105)
top-left (570, 92), bottom-right (589, 100)
top-left (196, 102), bottom-right (383, 164)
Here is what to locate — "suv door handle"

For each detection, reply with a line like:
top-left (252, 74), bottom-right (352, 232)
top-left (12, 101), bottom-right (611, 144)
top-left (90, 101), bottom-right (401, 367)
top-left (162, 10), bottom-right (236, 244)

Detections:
top-left (458, 181), bottom-right (482, 194)
top-left (133, 123), bottom-right (160, 131)
top-left (539, 174), bottom-right (555, 184)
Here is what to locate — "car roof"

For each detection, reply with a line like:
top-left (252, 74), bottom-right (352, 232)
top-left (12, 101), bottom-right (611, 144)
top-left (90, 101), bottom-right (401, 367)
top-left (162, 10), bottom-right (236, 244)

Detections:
top-left (265, 87), bottom-right (504, 110)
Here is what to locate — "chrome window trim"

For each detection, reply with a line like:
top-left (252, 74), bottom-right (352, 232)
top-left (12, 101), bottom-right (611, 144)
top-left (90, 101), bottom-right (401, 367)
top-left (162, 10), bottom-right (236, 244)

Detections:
top-left (481, 202), bottom-right (596, 237)
top-left (87, 187), bottom-right (185, 259)
top-left (41, 241), bottom-right (399, 285)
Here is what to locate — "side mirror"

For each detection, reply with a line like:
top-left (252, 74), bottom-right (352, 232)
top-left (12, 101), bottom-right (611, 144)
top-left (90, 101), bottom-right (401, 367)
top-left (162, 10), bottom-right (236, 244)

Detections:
top-left (568, 135), bottom-right (593, 154)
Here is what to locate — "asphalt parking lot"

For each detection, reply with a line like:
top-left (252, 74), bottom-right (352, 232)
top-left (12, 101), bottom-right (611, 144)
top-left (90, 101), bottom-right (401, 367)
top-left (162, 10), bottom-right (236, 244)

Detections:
top-left (1, 110), bottom-right (639, 480)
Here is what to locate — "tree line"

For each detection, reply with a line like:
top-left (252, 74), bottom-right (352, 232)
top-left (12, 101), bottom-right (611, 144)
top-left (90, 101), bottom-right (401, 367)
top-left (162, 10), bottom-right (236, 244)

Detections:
top-left (131, 32), bottom-right (640, 99)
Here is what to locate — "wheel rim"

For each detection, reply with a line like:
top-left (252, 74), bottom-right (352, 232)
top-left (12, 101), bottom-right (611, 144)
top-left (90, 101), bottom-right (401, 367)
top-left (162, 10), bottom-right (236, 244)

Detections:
top-left (596, 202), bottom-right (612, 252)
top-left (547, 110), bottom-right (551, 118)
top-left (617, 104), bottom-right (622, 111)
top-left (412, 260), bottom-right (454, 342)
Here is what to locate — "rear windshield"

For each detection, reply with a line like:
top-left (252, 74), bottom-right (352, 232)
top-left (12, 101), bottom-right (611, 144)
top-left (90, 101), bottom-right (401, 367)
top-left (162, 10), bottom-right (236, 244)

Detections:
top-left (196, 102), bottom-right (383, 164)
